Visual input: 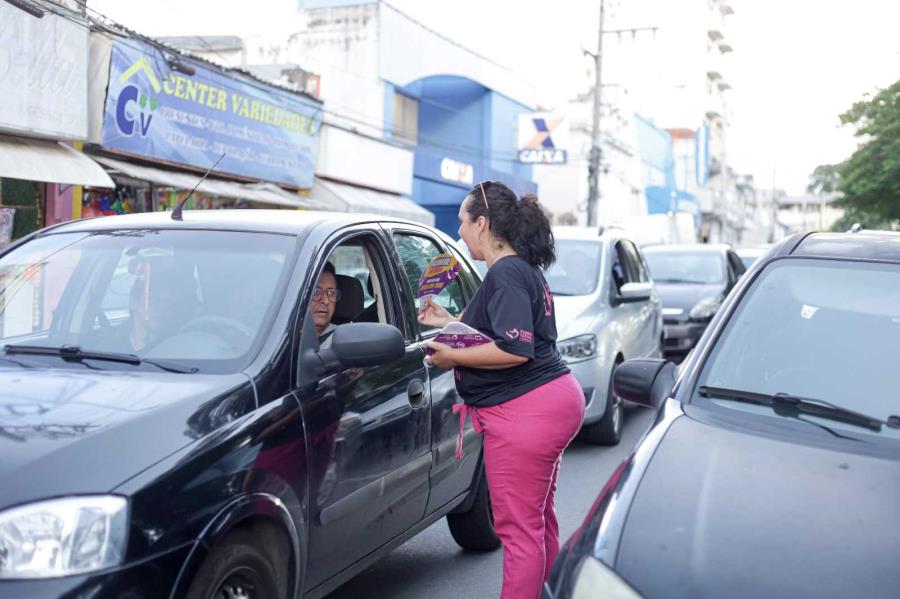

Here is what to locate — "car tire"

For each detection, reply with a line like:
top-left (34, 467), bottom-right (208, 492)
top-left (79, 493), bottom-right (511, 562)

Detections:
top-left (186, 527), bottom-right (289, 599)
top-left (446, 465), bottom-right (501, 551)
top-left (581, 362), bottom-right (623, 446)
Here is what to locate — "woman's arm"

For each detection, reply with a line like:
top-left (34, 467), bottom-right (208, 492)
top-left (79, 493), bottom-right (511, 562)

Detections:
top-left (417, 297), bottom-right (458, 329)
top-left (426, 340), bottom-right (528, 370)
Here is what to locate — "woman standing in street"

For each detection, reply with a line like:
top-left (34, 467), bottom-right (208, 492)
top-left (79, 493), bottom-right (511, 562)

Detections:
top-left (421, 181), bottom-right (585, 599)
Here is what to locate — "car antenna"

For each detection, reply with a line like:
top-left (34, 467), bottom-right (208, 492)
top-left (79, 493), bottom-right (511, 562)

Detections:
top-left (171, 153), bottom-right (225, 221)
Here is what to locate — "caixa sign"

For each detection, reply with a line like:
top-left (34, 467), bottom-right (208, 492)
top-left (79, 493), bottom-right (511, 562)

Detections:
top-left (440, 157), bottom-right (474, 185)
top-left (518, 148), bottom-right (567, 164)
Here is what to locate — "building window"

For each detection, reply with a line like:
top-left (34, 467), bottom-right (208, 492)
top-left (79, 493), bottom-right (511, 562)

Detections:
top-left (393, 93), bottom-right (419, 144)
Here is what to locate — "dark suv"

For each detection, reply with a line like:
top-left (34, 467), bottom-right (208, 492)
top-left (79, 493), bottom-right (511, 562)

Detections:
top-left (544, 231), bottom-right (900, 599)
top-left (0, 210), bottom-right (496, 598)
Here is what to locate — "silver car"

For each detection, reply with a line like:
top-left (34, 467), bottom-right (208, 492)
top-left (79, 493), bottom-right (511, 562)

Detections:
top-left (454, 227), bottom-right (663, 444)
top-left (547, 227), bottom-right (664, 444)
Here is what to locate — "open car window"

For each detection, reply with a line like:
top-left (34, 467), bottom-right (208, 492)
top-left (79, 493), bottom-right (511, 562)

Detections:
top-left (392, 232), bottom-right (469, 336)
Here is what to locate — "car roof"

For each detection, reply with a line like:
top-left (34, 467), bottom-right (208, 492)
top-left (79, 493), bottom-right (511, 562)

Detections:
top-left (643, 243), bottom-right (731, 254)
top-left (789, 231), bottom-right (900, 263)
top-left (552, 225), bottom-right (623, 242)
top-left (39, 209), bottom-right (425, 236)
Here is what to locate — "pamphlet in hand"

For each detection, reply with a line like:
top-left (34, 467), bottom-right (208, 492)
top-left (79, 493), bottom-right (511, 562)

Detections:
top-left (427, 321), bottom-right (491, 355)
top-left (418, 253), bottom-right (461, 306)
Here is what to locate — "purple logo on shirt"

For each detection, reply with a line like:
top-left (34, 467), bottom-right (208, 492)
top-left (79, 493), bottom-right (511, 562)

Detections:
top-left (542, 282), bottom-right (553, 317)
top-left (505, 329), bottom-right (533, 343)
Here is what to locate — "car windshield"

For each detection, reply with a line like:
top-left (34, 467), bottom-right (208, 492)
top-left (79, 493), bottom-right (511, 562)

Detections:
top-left (697, 259), bottom-right (900, 434)
top-left (644, 250), bottom-right (725, 284)
top-left (0, 230), bottom-right (295, 373)
top-left (545, 239), bottom-right (603, 295)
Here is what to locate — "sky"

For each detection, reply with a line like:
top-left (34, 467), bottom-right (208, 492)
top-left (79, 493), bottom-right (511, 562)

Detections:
top-left (87, 0), bottom-right (900, 195)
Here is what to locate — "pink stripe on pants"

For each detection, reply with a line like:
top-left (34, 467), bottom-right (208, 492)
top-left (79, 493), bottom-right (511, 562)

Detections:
top-left (472, 373), bottom-right (585, 599)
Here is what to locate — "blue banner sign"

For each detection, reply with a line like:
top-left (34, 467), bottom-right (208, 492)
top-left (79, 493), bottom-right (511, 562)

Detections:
top-left (102, 39), bottom-right (322, 188)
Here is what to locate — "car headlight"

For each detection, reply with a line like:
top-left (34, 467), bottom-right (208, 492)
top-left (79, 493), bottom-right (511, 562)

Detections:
top-left (572, 556), bottom-right (642, 599)
top-left (0, 496), bottom-right (128, 579)
top-left (689, 296), bottom-right (722, 320)
top-left (557, 334), bottom-right (598, 363)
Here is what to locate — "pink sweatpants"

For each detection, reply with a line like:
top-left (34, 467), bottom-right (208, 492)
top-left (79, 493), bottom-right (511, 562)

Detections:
top-left (472, 373), bottom-right (585, 599)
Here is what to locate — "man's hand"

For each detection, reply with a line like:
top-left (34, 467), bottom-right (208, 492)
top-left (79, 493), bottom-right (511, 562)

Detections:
top-left (425, 341), bottom-right (458, 369)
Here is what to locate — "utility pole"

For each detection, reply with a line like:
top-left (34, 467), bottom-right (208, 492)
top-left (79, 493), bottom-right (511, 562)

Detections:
top-left (586, 0), bottom-right (606, 228)
top-left (585, 4), bottom-right (656, 228)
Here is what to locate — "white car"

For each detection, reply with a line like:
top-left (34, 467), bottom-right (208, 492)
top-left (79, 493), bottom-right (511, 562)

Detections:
top-left (547, 226), bottom-right (664, 444)
top-left (455, 227), bottom-right (664, 444)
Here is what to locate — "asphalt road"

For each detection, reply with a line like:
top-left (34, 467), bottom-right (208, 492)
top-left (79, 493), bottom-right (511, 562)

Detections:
top-left (326, 404), bottom-right (657, 599)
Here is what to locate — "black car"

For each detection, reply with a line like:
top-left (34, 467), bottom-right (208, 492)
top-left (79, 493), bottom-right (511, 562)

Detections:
top-left (642, 244), bottom-right (746, 359)
top-left (0, 210), bottom-right (498, 598)
top-left (543, 230), bottom-right (900, 599)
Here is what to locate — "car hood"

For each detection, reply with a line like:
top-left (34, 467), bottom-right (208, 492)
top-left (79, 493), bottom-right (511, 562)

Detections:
top-left (616, 415), bottom-right (900, 598)
top-left (553, 294), bottom-right (602, 340)
top-left (0, 366), bottom-right (253, 509)
top-left (654, 282), bottom-right (723, 314)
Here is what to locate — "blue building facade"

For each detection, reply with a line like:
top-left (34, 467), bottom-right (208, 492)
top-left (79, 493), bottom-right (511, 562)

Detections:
top-left (635, 114), bottom-right (700, 229)
top-left (386, 77), bottom-right (536, 235)
top-left (294, 0), bottom-right (539, 236)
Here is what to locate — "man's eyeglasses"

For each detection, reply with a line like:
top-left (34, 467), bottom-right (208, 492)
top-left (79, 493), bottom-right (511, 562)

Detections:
top-left (313, 287), bottom-right (341, 302)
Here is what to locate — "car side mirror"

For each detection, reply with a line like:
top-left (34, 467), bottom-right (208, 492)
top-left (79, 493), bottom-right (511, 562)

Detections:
top-left (330, 323), bottom-right (404, 367)
top-left (613, 358), bottom-right (676, 409)
top-left (617, 282), bottom-right (652, 303)
top-left (300, 310), bottom-right (404, 380)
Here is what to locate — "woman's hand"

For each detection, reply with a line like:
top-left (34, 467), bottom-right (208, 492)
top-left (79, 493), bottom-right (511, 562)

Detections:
top-left (425, 341), bottom-right (458, 369)
top-left (417, 297), bottom-right (454, 329)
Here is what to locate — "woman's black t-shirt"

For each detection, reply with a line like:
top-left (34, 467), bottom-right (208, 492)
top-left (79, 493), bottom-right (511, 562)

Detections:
top-left (456, 255), bottom-right (570, 407)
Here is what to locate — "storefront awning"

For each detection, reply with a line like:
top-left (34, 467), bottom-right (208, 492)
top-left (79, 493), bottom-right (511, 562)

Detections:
top-left (94, 156), bottom-right (331, 210)
top-left (0, 135), bottom-right (114, 188)
top-left (310, 178), bottom-right (435, 226)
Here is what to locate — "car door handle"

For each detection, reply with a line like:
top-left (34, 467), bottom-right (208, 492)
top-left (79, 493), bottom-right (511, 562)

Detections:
top-left (407, 379), bottom-right (426, 408)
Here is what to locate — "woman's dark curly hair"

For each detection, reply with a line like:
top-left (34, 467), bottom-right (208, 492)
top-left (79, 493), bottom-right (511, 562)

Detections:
top-left (464, 181), bottom-right (556, 270)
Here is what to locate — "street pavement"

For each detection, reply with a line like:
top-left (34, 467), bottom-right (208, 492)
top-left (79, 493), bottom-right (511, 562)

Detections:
top-left (326, 404), bottom-right (657, 598)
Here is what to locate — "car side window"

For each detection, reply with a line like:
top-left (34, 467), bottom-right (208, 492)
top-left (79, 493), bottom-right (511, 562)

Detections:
top-left (445, 244), bottom-right (479, 298)
top-left (611, 242), bottom-right (630, 291)
top-left (392, 232), bottom-right (468, 335)
top-left (317, 235), bottom-right (394, 330)
top-left (622, 240), bottom-right (649, 283)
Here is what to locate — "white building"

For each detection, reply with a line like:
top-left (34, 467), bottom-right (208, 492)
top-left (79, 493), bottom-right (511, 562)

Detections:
top-left (777, 193), bottom-right (844, 234)
top-left (531, 85), bottom-right (646, 227)
top-left (607, 0), bottom-right (745, 244)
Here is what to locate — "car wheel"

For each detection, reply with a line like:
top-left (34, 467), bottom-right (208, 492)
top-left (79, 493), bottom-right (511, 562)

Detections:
top-left (187, 527), bottom-right (289, 599)
top-left (581, 361), bottom-right (623, 446)
top-left (446, 464), bottom-right (501, 551)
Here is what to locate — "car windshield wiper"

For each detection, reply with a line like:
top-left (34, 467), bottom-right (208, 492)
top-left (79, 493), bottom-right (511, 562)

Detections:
top-left (3, 344), bottom-right (198, 374)
top-left (699, 385), bottom-right (900, 434)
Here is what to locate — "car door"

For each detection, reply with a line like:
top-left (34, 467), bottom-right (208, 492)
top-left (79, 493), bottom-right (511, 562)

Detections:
top-left (621, 239), bottom-right (661, 358)
top-left (295, 226), bottom-right (431, 589)
top-left (386, 226), bottom-right (482, 516)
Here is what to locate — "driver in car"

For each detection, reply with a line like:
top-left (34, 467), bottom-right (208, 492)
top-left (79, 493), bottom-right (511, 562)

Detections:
top-left (313, 262), bottom-right (340, 344)
top-left (111, 258), bottom-right (193, 353)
